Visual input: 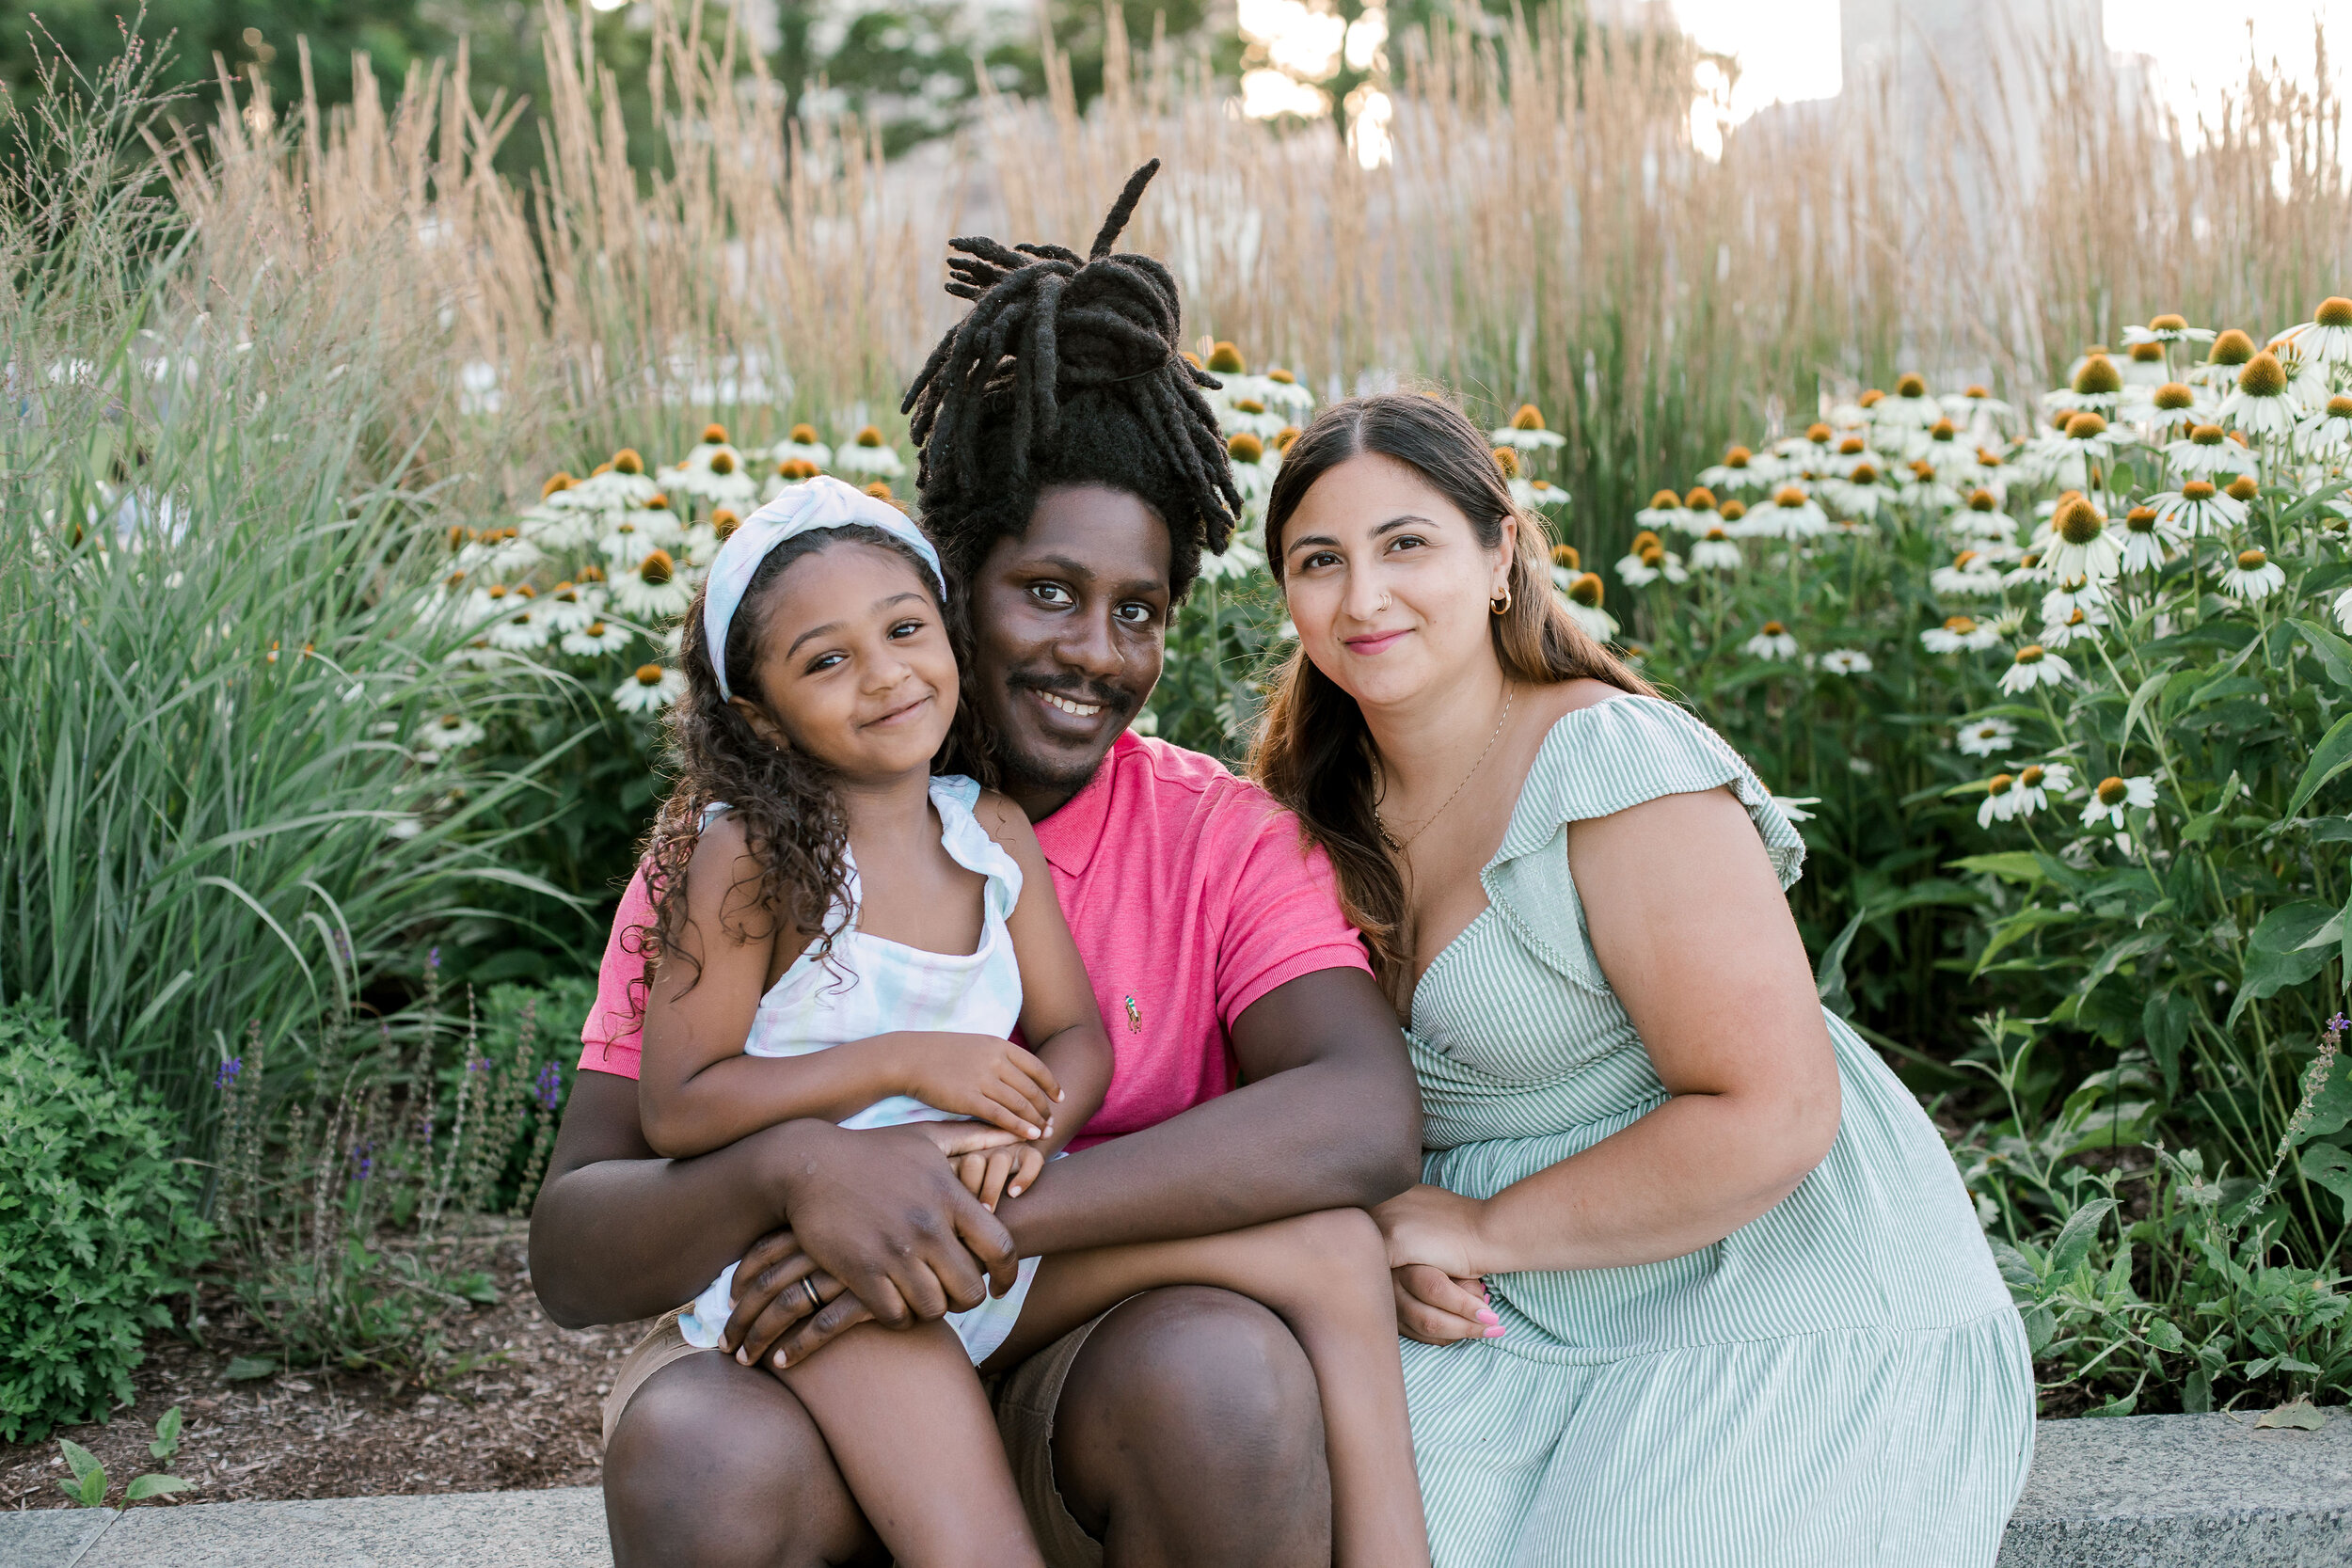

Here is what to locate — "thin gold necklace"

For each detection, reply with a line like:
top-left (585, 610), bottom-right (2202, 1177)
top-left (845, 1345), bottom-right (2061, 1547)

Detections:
top-left (1376, 684), bottom-right (1515, 854)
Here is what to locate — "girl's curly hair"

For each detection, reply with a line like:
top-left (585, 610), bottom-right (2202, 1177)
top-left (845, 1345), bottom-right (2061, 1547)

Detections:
top-left (627, 525), bottom-right (977, 1002)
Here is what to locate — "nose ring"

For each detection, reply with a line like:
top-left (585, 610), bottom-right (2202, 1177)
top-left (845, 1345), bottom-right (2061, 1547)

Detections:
top-left (1377, 593), bottom-right (1391, 611)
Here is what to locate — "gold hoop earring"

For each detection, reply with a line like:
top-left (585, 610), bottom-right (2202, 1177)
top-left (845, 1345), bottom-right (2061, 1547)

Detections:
top-left (1490, 588), bottom-right (1512, 616)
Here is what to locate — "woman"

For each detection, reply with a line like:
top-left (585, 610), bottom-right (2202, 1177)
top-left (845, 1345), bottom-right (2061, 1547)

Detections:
top-left (1249, 394), bottom-right (2034, 1567)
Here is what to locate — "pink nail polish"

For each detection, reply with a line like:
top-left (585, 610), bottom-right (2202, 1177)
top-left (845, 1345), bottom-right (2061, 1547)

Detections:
top-left (1475, 1308), bottom-right (1500, 1325)
top-left (1485, 1325), bottom-right (1505, 1338)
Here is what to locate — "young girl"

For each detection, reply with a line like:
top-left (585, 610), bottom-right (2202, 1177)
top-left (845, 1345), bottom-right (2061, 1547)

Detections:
top-left (633, 475), bottom-right (1431, 1568)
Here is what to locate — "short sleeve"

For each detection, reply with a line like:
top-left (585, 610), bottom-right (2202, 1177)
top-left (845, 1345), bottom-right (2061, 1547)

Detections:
top-left (578, 863), bottom-right (656, 1079)
top-left (1482, 696), bottom-right (1804, 995)
top-left (1209, 791), bottom-right (1374, 1030)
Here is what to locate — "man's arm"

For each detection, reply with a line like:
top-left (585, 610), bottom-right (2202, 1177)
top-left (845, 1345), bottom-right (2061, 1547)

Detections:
top-left (527, 1071), bottom-right (1019, 1330)
top-left (996, 965), bottom-right (1422, 1256)
top-left (730, 964), bottom-right (1422, 1365)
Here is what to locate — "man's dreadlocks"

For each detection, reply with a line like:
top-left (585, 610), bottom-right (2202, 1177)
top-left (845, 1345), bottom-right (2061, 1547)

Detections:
top-left (901, 159), bottom-right (1242, 601)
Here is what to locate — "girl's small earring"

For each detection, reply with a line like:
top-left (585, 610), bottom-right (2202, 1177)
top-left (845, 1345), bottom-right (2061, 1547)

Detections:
top-left (1490, 588), bottom-right (1512, 616)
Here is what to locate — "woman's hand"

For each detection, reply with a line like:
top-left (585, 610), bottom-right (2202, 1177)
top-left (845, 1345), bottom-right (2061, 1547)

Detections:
top-left (1375, 1183), bottom-right (1502, 1345)
top-left (1391, 1264), bottom-right (1500, 1345)
top-left (1372, 1181), bottom-right (1488, 1277)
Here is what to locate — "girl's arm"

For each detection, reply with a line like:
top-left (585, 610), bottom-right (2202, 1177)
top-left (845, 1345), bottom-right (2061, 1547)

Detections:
top-left (641, 816), bottom-right (1067, 1159)
top-left (977, 790), bottom-right (1114, 1156)
top-left (1375, 785), bottom-right (1841, 1283)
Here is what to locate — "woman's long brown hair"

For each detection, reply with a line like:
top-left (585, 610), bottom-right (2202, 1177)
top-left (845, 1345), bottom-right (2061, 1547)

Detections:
top-left (1247, 393), bottom-right (1655, 988)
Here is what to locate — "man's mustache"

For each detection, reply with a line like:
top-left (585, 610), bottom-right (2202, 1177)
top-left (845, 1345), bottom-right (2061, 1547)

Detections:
top-left (1004, 670), bottom-right (1136, 718)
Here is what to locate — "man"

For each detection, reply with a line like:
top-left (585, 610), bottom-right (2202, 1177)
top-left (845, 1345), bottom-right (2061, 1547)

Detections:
top-left (528, 165), bottom-right (1421, 1568)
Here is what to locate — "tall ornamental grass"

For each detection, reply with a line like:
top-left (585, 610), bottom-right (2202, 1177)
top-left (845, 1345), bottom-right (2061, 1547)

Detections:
top-left (1, 46), bottom-right (578, 1142)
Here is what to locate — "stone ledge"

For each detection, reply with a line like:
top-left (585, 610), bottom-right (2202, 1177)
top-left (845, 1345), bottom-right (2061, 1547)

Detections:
top-left (7, 1414), bottom-right (2347, 1566)
top-left (1999, 1411), bottom-right (2352, 1567)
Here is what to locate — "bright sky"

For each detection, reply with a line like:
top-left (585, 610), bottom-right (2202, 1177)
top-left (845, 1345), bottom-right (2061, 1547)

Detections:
top-left (1673, 0), bottom-right (2352, 131)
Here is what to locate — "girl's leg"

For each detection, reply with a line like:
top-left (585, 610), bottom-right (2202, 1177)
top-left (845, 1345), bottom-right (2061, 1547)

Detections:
top-left (992, 1210), bottom-right (1431, 1568)
top-left (780, 1317), bottom-right (1044, 1568)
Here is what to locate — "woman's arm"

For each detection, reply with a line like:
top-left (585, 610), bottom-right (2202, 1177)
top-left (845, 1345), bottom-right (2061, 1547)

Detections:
top-left (977, 790), bottom-right (1114, 1156)
top-left (1377, 786), bottom-right (1841, 1282)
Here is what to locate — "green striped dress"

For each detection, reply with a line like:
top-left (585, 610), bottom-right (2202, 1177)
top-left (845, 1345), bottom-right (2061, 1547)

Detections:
top-left (1401, 696), bottom-right (2034, 1568)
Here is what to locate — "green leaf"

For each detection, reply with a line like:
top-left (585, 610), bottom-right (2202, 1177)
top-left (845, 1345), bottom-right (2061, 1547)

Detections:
top-left (2086, 1390), bottom-right (2139, 1418)
top-left (2297, 1144), bottom-right (2352, 1217)
top-left (59, 1438), bottom-right (103, 1484)
top-left (2145, 1318), bottom-right (2187, 1354)
top-left (2292, 617), bottom-right (2352, 689)
top-left (61, 1469), bottom-right (107, 1508)
top-left (2301, 1053), bottom-right (2352, 1144)
top-left (2185, 1370), bottom-right (2213, 1413)
top-left (2286, 710), bottom-right (2352, 820)
top-left (2049, 1197), bottom-right (2117, 1276)
top-left (150, 1405), bottom-right (182, 1461)
top-left (123, 1473), bottom-right (193, 1502)
top-left (2256, 1400), bottom-right (2329, 1431)
top-left (222, 1356), bottom-right (278, 1382)
top-left (2231, 900), bottom-right (2339, 1027)
top-left (2143, 991), bottom-right (2197, 1100)
top-left (2022, 1304), bottom-right (2057, 1355)
top-left (454, 1272), bottom-right (501, 1306)
top-left (1815, 909), bottom-right (1866, 1021)
top-left (1947, 851), bottom-right (2046, 884)
top-left (2121, 666), bottom-right (2176, 753)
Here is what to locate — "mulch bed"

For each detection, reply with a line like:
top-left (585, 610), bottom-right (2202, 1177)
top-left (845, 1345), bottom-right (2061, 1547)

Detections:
top-left (1, 1221), bottom-right (649, 1511)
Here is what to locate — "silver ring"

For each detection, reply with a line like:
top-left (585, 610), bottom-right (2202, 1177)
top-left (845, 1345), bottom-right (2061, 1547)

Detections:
top-left (801, 1276), bottom-right (823, 1313)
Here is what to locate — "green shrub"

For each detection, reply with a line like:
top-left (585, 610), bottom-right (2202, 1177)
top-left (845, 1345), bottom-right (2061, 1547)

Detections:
top-left (0, 1004), bottom-right (210, 1443)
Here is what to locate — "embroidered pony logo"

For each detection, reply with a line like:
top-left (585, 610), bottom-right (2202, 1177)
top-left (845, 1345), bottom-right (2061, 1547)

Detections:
top-left (1123, 995), bottom-right (1142, 1034)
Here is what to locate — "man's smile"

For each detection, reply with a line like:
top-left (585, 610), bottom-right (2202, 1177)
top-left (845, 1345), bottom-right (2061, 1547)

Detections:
top-left (1041, 692), bottom-right (1104, 719)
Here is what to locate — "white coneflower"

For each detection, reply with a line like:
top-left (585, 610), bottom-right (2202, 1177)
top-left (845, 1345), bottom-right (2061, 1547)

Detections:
top-left (2190, 327), bottom-right (2260, 389)
top-left (1491, 404), bottom-right (1568, 451)
top-left (1703, 441), bottom-right (1759, 491)
top-left (2038, 576), bottom-right (2108, 622)
top-left (2042, 353), bottom-right (2124, 416)
top-left (1745, 620), bottom-right (1799, 659)
top-left (1820, 648), bottom-right (1873, 674)
top-left (1196, 530), bottom-right (1269, 584)
top-left (1999, 642), bottom-right (2073, 694)
top-left (2217, 546), bottom-right (2286, 602)
top-left (2002, 549), bottom-right (2052, 588)
top-left (612, 548), bottom-right (695, 619)
top-left (1691, 524), bottom-right (1743, 572)
top-left (2217, 351), bottom-right (2299, 439)
top-left (1821, 460), bottom-right (1888, 518)
top-left (2150, 479), bottom-right (2248, 538)
top-left (2121, 377), bottom-right (2208, 431)
top-left (1948, 488), bottom-right (2017, 542)
top-left (1228, 432), bottom-right (1278, 504)
top-left (2120, 340), bottom-right (2171, 387)
top-left (456, 528), bottom-right (544, 578)
top-left (1561, 572), bottom-right (1617, 640)
top-left (1977, 772), bottom-right (2021, 828)
top-left (1218, 396), bottom-right (1289, 441)
top-left (2010, 762), bottom-right (2075, 817)
top-left (561, 619), bottom-right (634, 657)
top-left (1616, 531), bottom-right (1667, 585)
top-left (2119, 505), bottom-right (2185, 573)
top-left (2081, 774), bottom-right (2157, 830)
top-left (2271, 296), bottom-right (2352, 370)
top-left (1744, 484), bottom-right (1829, 540)
top-left (2330, 584), bottom-right (2352, 637)
top-left (1941, 384), bottom-right (2017, 442)
top-left (665, 446), bottom-right (758, 509)
top-left (1955, 716), bottom-right (2019, 755)
top-left (1524, 478), bottom-right (1571, 511)
top-left (832, 425), bottom-right (905, 478)
top-left (2298, 393), bottom-right (2352, 455)
top-left (2122, 312), bottom-right (2215, 349)
top-left (766, 422), bottom-right (834, 470)
top-left (1931, 550), bottom-right (2007, 596)
top-left (2042, 492), bottom-right (2123, 582)
top-left (1923, 614), bottom-right (2003, 655)
top-left (1772, 795), bottom-right (1820, 822)
top-left (421, 712), bottom-right (487, 754)
top-left (2163, 422), bottom-right (2258, 479)
top-left (488, 605), bottom-right (550, 652)
top-left (599, 499), bottom-right (686, 563)
top-left (1899, 457), bottom-right (1963, 512)
top-left (1878, 372), bottom-right (1945, 430)
top-left (539, 581), bottom-right (604, 635)
top-left (1634, 487), bottom-right (1692, 535)
top-left (2038, 602), bottom-right (2108, 651)
top-left (612, 662), bottom-right (686, 714)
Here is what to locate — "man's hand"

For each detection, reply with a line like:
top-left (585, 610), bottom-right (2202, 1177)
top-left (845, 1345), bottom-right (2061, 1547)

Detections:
top-left (756, 1121), bottom-right (1018, 1336)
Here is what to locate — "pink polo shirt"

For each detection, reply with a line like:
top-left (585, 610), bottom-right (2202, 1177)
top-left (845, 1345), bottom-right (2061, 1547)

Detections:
top-left (577, 733), bottom-right (1371, 1148)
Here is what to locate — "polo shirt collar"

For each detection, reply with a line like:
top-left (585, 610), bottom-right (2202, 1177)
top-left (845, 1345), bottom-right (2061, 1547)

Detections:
top-left (1034, 730), bottom-right (1136, 879)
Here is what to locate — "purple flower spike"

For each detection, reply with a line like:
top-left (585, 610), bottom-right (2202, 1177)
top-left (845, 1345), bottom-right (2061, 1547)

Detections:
top-left (534, 1061), bottom-right (564, 1110)
top-left (215, 1058), bottom-right (242, 1090)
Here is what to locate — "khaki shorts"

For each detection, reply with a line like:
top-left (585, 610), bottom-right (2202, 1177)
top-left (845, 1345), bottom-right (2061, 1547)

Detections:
top-left (599, 1305), bottom-right (1114, 1568)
